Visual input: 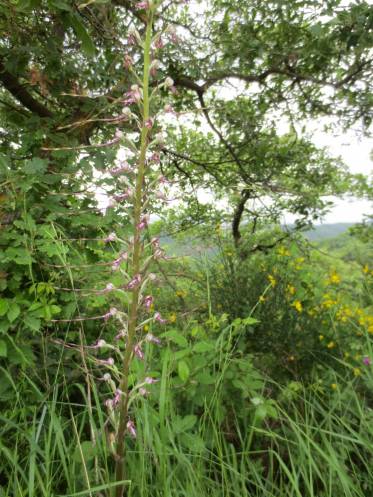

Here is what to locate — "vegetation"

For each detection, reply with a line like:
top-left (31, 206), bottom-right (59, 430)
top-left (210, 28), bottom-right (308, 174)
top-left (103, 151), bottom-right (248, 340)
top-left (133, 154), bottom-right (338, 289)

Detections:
top-left (0, 0), bottom-right (372, 496)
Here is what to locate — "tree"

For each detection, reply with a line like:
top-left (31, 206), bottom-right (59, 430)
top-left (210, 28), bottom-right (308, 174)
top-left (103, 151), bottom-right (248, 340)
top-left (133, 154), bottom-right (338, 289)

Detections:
top-left (0, 0), bottom-right (371, 300)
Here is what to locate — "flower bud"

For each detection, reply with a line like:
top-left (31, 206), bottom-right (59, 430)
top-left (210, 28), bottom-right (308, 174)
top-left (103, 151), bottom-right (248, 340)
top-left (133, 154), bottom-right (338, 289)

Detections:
top-left (164, 77), bottom-right (174, 88)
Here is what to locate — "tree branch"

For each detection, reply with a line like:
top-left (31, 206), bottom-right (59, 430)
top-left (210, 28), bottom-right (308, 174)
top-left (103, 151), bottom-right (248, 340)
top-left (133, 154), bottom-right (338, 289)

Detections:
top-left (0, 59), bottom-right (53, 118)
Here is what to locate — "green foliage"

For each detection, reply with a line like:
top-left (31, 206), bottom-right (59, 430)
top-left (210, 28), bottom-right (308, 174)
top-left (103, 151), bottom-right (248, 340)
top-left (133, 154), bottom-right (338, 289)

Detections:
top-left (0, 0), bottom-right (372, 496)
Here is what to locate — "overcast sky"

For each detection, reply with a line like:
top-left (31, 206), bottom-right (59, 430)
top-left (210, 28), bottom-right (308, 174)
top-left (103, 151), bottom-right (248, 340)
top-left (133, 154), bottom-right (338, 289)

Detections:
top-left (184, 0), bottom-right (372, 225)
top-left (308, 129), bottom-right (371, 224)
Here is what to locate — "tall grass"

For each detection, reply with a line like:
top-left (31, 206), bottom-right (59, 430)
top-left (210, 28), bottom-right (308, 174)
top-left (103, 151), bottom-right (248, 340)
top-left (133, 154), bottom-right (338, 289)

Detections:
top-left (1, 345), bottom-right (373, 497)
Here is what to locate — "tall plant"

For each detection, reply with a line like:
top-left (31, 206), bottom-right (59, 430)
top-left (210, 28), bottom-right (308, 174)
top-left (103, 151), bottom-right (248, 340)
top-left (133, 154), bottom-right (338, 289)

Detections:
top-left (92, 2), bottom-right (180, 495)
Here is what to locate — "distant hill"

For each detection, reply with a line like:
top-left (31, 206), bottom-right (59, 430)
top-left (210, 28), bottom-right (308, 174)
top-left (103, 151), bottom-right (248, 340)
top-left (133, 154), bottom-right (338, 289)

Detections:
top-left (303, 223), bottom-right (355, 241)
top-left (159, 223), bottom-right (362, 257)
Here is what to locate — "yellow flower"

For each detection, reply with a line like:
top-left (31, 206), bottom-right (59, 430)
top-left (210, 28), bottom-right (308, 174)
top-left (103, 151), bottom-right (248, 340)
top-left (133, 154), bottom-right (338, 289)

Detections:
top-left (175, 290), bottom-right (186, 298)
top-left (328, 271), bottom-right (341, 285)
top-left (344, 352), bottom-right (350, 359)
top-left (169, 313), bottom-right (177, 323)
top-left (259, 296), bottom-right (267, 303)
top-left (319, 335), bottom-right (324, 341)
top-left (292, 300), bottom-right (303, 313)
top-left (267, 274), bottom-right (277, 287)
top-left (287, 284), bottom-right (296, 295)
top-left (327, 341), bottom-right (335, 349)
top-left (331, 383), bottom-right (337, 390)
top-left (363, 265), bottom-right (370, 274)
top-left (144, 324), bottom-right (149, 332)
top-left (353, 368), bottom-right (361, 377)
top-left (277, 246), bottom-right (290, 257)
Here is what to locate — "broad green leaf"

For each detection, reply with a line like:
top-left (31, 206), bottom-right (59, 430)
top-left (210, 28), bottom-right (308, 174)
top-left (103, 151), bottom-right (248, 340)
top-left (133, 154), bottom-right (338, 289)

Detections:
top-left (161, 329), bottom-right (188, 348)
top-left (172, 415), bottom-right (197, 434)
top-left (178, 360), bottom-right (190, 382)
top-left (179, 433), bottom-right (205, 452)
top-left (24, 315), bottom-right (41, 332)
top-left (68, 13), bottom-right (96, 57)
top-left (7, 303), bottom-right (20, 323)
top-left (73, 441), bottom-right (97, 463)
top-left (0, 299), bottom-right (8, 317)
top-left (0, 340), bottom-right (7, 357)
top-left (24, 158), bottom-right (48, 175)
top-left (193, 341), bottom-right (215, 353)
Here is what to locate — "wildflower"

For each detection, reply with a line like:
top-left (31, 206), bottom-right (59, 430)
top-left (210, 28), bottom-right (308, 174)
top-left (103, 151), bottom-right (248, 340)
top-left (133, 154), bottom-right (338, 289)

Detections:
top-left (327, 341), bottom-right (335, 349)
top-left (123, 53), bottom-right (133, 69)
top-left (164, 103), bottom-right (175, 114)
top-left (103, 308), bottom-right (118, 320)
top-left (139, 387), bottom-right (148, 396)
top-left (267, 274), bottom-right (276, 287)
top-left (353, 367), bottom-right (361, 377)
top-left (363, 356), bottom-right (371, 366)
top-left (104, 232), bottom-right (117, 242)
top-left (98, 357), bottom-right (115, 366)
top-left (175, 290), bottom-right (186, 298)
top-left (134, 343), bottom-right (144, 360)
top-left (287, 284), bottom-right (296, 295)
top-left (145, 376), bottom-right (159, 384)
top-left (149, 59), bottom-right (160, 77)
top-left (103, 283), bottom-right (115, 293)
top-left (112, 252), bottom-right (128, 271)
top-left (292, 300), bottom-right (303, 313)
top-left (135, 1), bottom-right (149, 9)
top-left (150, 152), bottom-right (160, 163)
top-left (103, 373), bottom-right (111, 382)
top-left (154, 36), bottom-right (164, 49)
top-left (144, 118), bottom-right (154, 129)
top-left (113, 389), bottom-right (122, 406)
top-left (126, 419), bottom-right (137, 438)
top-left (164, 76), bottom-right (174, 88)
top-left (105, 399), bottom-right (113, 410)
top-left (137, 216), bottom-right (148, 230)
top-left (278, 246), bottom-right (290, 257)
top-left (154, 312), bottom-right (167, 324)
top-left (143, 324), bottom-right (149, 332)
top-left (114, 129), bottom-right (124, 140)
top-left (169, 313), bottom-right (177, 323)
top-left (93, 339), bottom-right (107, 348)
top-left (124, 84), bottom-right (142, 105)
top-left (114, 188), bottom-right (132, 202)
top-left (319, 335), bottom-right (324, 341)
top-left (145, 333), bottom-right (161, 345)
top-left (115, 330), bottom-right (126, 340)
top-left (126, 274), bottom-right (141, 290)
top-left (143, 295), bottom-right (154, 310)
top-left (121, 107), bottom-right (133, 119)
top-left (259, 296), bottom-right (266, 303)
top-left (331, 383), bottom-right (337, 390)
top-left (328, 271), bottom-right (341, 285)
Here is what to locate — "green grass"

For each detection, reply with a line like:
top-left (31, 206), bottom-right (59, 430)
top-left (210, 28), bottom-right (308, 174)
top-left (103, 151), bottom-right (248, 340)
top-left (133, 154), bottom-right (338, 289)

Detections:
top-left (1, 349), bottom-right (373, 497)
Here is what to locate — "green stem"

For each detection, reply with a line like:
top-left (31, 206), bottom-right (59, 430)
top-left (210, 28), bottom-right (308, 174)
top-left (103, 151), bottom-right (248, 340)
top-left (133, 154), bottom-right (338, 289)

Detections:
top-left (114, 11), bottom-right (154, 497)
